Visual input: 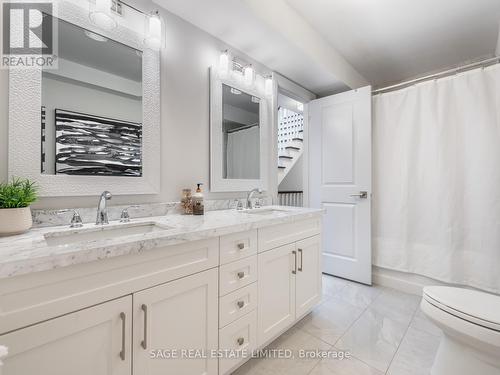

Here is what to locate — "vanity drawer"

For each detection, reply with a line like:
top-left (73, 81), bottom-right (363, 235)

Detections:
top-left (219, 230), bottom-right (258, 265)
top-left (258, 217), bottom-right (321, 252)
top-left (219, 310), bottom-right (257, 375)
top-left (219, 282), bottom-right (258, 328)
top-left (219, 255), bottom-right (257, 296)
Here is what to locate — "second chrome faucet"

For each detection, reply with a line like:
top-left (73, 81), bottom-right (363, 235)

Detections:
top-left (96, 191), bottom-right (112, 225)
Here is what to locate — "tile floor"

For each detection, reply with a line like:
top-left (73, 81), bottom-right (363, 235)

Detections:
top-left (234, 275), bottom-right (442, 375)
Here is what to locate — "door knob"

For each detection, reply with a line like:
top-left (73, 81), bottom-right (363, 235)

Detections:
top-left (350, 191), bottom-right (368, 199)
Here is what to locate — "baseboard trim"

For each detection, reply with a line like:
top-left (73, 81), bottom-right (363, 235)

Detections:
top-left (372, 266), bottom-right (448, 296)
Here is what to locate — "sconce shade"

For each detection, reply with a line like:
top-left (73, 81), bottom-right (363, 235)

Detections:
top-left (244, 65), bottom-right (254, 86)
top-left (144, 12), bottom-right (162, 50)
top-left (265, 77), bottom-right (273, 96)
top-left (89, 0), bottom-right (117, 30)
top-left (219, 51), bottom-right (229, 78)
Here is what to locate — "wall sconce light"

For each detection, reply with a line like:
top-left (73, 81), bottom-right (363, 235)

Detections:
top-left (265, 76), bottom-right (273, 96)
top-left (244, 64), bottom-right (254, 86)
top-left (89, 0), bottom-right (117, 31)
top-left (219, 50), bottom-right (229, 78)
top-left (144, 10), bottom-right (163, 50)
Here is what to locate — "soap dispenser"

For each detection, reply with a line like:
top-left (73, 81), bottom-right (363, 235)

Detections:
top-left (193, 183), bottom-right (204, 215)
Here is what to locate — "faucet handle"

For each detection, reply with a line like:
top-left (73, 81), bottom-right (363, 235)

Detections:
top-left (254, 199), bottom-right (262, 209)
top-left (56, 209), bottom-right (83, 228)
top-left (120, 205), bottom-right (140, 223)
top-left (235, 200), bottom-right (244, 211)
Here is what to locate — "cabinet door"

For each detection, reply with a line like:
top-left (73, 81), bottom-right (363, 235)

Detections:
top-left (295, 235), bottom-right (322, 318)
top-left (0, 296), bottom-right (132, 375)
top-left (133, 269), bottom-right (218, 375)
top-left (257, 244), bottom-right (296, 347)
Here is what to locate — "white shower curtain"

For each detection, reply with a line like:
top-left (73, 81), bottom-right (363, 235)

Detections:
top-left (226, 126), bottom-right (260, 179)
top-left (373, 64), bottom-right (500, 294)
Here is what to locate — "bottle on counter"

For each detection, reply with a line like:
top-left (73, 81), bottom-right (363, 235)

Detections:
top-left (181, 188), bottom-right (193, 214)
top-left (192, 183), bottom-right (204, 215)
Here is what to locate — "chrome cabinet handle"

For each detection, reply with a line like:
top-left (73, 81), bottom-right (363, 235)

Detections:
top-left (141, 304), bottom-right (148, 350)
top-left (292, 250), bottom-right (297, 274)
top-left (298, 248), bottom-right (303, 272)
top-left (119, 312), bottom-right (126, 361)
top-left (237, 337), bottom-right (245, 346)
top-left (237, 271), bottom-right (245, 279)
top-left (349, 191), bottom-right (368, 199)
top-left (237, 300), bottom-right (245, 309)
top-left (237, 243), bottom-right (245, 250)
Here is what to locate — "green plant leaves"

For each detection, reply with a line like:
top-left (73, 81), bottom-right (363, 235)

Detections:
top-left (0, 177), bottom-right (38, 208)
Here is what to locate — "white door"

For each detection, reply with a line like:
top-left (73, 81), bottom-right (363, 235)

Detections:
top-left (257, 243), bottom-right (296, 347)
top-left (0, 296), bottom-right (132, 375)
top-left (308, 86), bottom-right (372, 284)
top-left (295, 235), bottom-right (322, 318)
top-left (133, 269), bottom-right (218, 375)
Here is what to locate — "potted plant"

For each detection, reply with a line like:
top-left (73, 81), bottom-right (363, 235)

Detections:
top-left (0, 178), bottom-right (38, 236)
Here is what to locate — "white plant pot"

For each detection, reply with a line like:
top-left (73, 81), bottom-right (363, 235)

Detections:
top-left (0, 207), bottom-right (33, 236)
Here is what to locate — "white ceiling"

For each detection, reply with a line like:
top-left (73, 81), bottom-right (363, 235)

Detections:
top-left (154, 0), bottom-right (354, 95)
top-left (155, 0), bottom-right (500, 94)
top-left (286, 0), bottom-right (500, 87)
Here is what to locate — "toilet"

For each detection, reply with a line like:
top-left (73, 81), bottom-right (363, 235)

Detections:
top-left (421, 286), bottom-right (500, 375)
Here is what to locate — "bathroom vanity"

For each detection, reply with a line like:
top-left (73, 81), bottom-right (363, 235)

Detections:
top-left (0, 206), bottom-right (322, 375)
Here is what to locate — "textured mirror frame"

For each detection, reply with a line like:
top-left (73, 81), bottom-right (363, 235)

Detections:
top-left (210, 67), bottom-right (270, 192)
top-left (8, 0), bottom-right (161, 196)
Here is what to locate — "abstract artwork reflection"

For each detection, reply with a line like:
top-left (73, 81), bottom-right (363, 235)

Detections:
top-left (55, 109), bottom-right (142, 176)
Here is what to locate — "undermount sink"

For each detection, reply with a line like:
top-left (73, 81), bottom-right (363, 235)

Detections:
top-left (44, 222), bottom-right (172, 246)
top-left (242, 208), bottom-right (291, 215)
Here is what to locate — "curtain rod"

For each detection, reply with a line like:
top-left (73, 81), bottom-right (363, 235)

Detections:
top-left (372, 56), bottom-right (500, 95)
top-left (226, 123), bottom-right (259, 134)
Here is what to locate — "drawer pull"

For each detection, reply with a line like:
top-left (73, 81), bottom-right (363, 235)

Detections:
top-left (237, 300), bottom-right (245, 309)
top-left (119, 312), bottom-right (126, 361)
top-left (237, 243), bottom-right (245, 250)
top-left (141, 304), bottom-right (148, 350)
top-left (237, 337), bottom-right (245, 346)
top-left (298, 248), bottom-right (303, 272)
top-left (292, 250), bottom-right (297, 274)
top-left (237, 271), bottom-right (245, 279)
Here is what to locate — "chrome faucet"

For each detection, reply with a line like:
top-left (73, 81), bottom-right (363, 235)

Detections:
top-left (96, 191), bottom-right (112, 225)
top-left (246, 188), bottom-right (262, 209)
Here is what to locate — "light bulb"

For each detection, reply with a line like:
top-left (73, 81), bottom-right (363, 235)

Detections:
top-left (244, 65), bottom-right (254, 86)
top-left (144, 12), bottom-right (162, 50)
top-left (89, 0), bottom-right (116, 31)
top-left (219, 50), bottom-right (229, 78)
top-left (265, 76), bottom-right (273, 96)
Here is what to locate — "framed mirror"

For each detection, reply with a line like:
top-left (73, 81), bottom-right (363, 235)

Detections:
top-left (210, 69), bottom-right (269, 192)
top-left (8, 0), bottom-right (160, 196)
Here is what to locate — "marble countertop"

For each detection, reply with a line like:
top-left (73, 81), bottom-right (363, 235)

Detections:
top-left (0, 206), bottom-right (323, 279)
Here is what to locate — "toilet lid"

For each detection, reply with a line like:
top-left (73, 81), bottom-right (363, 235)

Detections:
top-left (423, 286), bottom-right (500, 332)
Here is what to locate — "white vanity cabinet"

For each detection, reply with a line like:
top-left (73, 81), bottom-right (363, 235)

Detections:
top-left (0, 296), bottom-right (133, 375)
top-left (133, 269), bottom-right (218, 375)
top-left (295, 236), bottom-right (322, 318)
top-left (256, 219), bottom-right (322, 348)
top-left (0, 213), bottom-right (323, 375)
top-left (257, 243), bottom-right (297, 345)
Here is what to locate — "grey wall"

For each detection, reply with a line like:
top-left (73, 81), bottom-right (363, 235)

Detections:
top-left (0, 6), bottom-right (272, 209)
